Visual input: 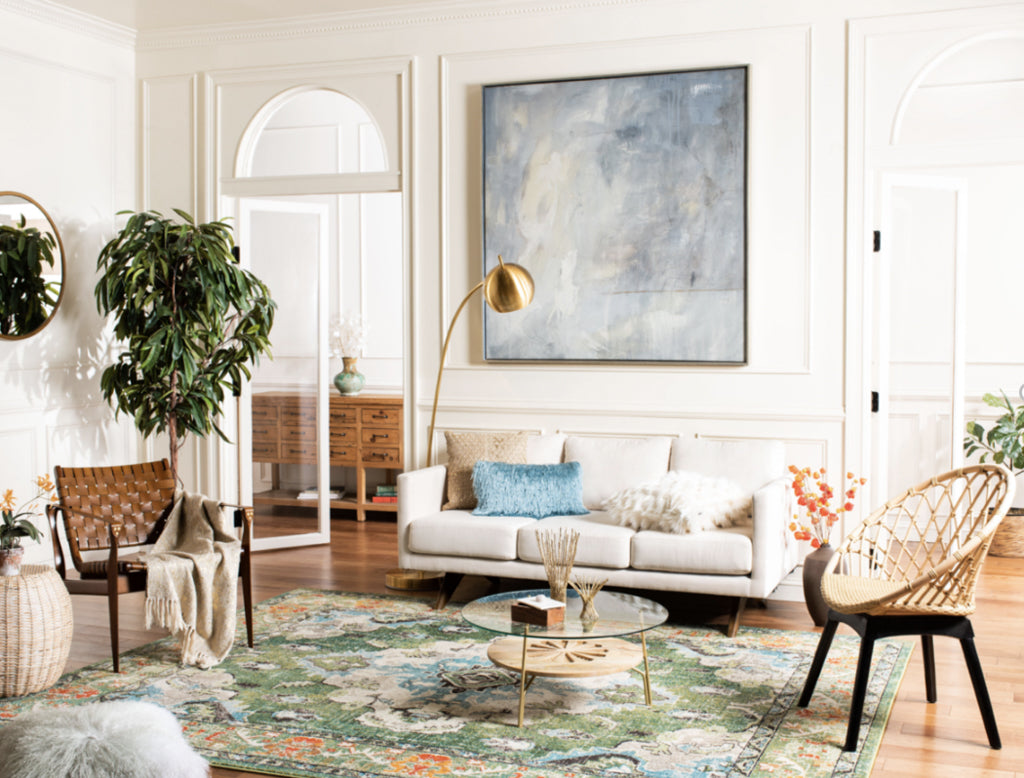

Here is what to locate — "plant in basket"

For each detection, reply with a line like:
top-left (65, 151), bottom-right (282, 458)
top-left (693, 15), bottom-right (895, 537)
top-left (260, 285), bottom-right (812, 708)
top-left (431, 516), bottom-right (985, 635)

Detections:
top-left (0, 475), bottom-right (56, 575)
top-left (788, 465), bottom-right (865, 626)
top-left (964, 389), bottom-right (1024, 557)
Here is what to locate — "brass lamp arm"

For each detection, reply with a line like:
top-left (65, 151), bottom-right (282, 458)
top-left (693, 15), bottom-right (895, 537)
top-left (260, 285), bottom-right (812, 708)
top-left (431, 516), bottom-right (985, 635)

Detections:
top-left (426, 279), bottom-right (485, 467)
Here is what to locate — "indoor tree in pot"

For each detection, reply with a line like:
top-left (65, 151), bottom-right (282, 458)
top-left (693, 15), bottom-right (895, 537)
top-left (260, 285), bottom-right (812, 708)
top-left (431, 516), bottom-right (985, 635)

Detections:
top-left (95, 209), bottom-right (276, 483)
top-left (964, 390), bottom-right (1024, 557)
top-left (0, 475), bottom-right (55, 576)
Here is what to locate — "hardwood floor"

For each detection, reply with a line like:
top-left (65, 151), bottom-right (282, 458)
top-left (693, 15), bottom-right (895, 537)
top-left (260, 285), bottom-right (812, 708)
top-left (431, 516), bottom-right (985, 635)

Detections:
top-left (61, 517), bottom-right (1024, 777)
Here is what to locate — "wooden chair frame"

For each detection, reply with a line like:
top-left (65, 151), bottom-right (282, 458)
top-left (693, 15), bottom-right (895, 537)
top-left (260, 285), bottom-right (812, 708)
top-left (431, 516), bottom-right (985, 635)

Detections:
top-left (798, 464), bottom-right (1014, 751)
top-left (46, 459), bottom-right (254, 672)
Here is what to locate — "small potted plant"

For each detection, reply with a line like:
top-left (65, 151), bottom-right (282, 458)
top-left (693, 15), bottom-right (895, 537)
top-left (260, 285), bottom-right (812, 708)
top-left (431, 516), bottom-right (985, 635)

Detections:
top-left (0, 475), bottom-right (55, 575)
top-left (964, 390), bottom-right (1024, 556)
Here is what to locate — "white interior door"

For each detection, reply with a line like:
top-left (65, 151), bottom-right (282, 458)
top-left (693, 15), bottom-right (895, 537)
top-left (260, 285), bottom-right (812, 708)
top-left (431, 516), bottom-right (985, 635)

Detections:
top-left (870, 173), bottom-right (967, 503)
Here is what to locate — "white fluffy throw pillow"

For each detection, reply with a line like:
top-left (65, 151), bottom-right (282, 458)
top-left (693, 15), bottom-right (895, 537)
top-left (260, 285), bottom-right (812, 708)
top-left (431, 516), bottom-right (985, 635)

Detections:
top-left (0, 701), bottom-right (209, 778)
top-left (603, 470), bottom-right (753, 533)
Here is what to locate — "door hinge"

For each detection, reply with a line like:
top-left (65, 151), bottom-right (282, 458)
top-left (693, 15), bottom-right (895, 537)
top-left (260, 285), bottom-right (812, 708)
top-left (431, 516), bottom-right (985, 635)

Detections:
top-left (872, 231), bottom-right (881, 253)
top-left (871, 391), bottom-right (880, 413)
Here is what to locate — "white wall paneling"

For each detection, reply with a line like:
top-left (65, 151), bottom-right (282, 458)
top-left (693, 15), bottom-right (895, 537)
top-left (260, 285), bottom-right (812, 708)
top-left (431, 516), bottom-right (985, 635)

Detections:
top-left (431, 23), bottom-right (839, 474)
top-left (0, 1), bottom-right (138, 564)
top-left (141, 74), bottom-right (197, 213)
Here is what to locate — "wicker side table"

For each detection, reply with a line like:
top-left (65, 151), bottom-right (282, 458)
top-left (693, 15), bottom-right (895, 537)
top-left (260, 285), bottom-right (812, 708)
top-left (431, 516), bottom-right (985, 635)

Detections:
top-left (0, 564), bottom-right (73, 697)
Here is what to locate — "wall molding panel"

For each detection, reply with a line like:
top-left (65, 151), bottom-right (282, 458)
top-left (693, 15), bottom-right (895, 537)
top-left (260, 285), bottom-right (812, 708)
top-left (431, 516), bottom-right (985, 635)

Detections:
top-left (138, 0), bottom-right (646, 51)
top-left (0, 0), bottom-right (134, 47)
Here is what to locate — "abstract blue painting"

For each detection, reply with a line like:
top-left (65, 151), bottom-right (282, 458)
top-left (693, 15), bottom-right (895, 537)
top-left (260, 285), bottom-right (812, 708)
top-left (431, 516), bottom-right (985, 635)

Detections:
top-left (482, 67), bottom-right (747, 363)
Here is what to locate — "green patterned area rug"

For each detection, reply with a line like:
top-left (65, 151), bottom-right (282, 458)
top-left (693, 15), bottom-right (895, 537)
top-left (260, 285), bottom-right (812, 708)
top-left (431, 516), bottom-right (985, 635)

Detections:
top-left (0, 589), bottom-right (911, 777)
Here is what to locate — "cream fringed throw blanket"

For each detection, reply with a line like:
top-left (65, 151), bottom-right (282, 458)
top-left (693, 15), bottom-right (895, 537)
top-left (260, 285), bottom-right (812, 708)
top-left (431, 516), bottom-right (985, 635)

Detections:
top-left (145, 491), bottom-right (241, 669)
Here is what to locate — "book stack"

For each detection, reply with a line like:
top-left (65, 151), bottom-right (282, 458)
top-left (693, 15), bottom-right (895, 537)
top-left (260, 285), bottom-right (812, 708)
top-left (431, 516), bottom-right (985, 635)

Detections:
top-left (371, 484), bottom-right (398, 504)
top-left (296, 486), bottom-right (342, 500)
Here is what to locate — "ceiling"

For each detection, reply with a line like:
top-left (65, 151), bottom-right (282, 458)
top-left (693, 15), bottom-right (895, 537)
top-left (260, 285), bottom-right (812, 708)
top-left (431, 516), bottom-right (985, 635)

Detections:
top-left (49, 0), bottom-right (451, 31)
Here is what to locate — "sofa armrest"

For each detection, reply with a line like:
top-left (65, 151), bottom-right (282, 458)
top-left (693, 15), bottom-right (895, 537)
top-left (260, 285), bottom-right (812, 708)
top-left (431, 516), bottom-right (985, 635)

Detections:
top-left (749, 476), bottom-right (796, 597)
top-left (397, 465), bottom-right (447, 564)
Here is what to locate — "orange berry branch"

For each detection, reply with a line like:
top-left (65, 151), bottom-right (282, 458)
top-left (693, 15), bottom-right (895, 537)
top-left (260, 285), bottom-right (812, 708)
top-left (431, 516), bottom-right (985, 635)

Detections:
top-left (787, 465), bottom-right (866, 549)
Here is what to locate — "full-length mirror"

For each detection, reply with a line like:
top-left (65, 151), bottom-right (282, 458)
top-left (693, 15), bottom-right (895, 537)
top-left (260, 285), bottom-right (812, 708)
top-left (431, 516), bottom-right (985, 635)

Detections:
top-left (0, 191), bottom-right (64, 339)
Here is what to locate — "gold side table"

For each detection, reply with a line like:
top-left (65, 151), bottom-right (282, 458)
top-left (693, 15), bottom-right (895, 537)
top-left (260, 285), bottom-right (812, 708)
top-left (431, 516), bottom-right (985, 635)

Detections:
top-left (1, 564), bottom-right (73, 697)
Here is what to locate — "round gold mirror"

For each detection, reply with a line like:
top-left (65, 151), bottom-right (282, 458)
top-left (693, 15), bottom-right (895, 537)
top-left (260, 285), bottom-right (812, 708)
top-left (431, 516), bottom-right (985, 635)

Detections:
top-left (0, 191), bottom-right (64, 339)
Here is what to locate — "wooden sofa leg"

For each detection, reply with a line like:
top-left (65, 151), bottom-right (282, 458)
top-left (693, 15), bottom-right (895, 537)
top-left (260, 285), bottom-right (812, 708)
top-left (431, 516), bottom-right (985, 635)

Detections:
top-left (434, 573), bottom-right (464, 610)
top-left (726, 597), bottom-right (747, 637)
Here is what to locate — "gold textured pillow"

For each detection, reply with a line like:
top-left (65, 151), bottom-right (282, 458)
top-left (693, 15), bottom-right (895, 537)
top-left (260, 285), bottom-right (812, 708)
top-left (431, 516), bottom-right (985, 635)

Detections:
top-left (443, 431), bottom-right (528, 510)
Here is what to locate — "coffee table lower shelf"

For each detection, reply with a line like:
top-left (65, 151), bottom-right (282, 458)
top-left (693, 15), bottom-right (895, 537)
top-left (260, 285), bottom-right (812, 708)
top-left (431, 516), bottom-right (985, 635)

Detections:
top-left (486, 635), bottom-right (653, 727)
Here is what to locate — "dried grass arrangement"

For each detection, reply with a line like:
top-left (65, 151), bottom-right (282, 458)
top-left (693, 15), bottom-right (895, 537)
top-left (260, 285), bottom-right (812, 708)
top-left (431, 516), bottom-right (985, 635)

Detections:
top-left (571, 574), bottom-right (609, 622)
top-left (536, 528), bottom-right (580, 602)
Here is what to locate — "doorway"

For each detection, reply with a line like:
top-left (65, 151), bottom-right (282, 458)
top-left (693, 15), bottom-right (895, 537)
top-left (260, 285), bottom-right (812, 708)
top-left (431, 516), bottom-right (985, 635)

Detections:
top-left (858, 20), bottom-right (1024, 507)
top-left (221, 84), bottom-right (405, 550)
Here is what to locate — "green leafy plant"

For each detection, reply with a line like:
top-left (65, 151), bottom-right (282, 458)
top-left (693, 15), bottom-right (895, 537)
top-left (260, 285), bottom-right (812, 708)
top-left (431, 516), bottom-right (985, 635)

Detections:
top-left (95, 209), bottom-right (276, 482)
top-left (964, 391), bottom-right (1024, 474)
top-left (0, 215), bottom-right (59, 336)
top-left (0, 475), bottom-right (55, 550)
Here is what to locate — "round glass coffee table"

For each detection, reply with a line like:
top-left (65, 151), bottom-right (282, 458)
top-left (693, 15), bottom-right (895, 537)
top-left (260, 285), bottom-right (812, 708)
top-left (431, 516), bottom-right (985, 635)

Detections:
top-left (462, 588), bottom-right (669, 726)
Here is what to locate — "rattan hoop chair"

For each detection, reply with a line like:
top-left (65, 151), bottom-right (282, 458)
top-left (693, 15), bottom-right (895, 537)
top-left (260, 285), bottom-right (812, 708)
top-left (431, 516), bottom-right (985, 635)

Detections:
top-left (45, 460), bottom-right (255, 672)
top-left (798, 464), bottom-right (1014, 751)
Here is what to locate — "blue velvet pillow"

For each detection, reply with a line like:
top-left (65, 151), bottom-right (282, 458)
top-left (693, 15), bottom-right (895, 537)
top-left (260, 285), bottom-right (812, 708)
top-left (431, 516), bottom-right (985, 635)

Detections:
top-left (471, 461), bottom-right (589, 519)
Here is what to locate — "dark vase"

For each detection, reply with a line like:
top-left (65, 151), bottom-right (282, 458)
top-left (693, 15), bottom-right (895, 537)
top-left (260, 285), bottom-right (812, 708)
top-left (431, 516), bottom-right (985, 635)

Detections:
top-left (802, 542), bottom-right (835, 627)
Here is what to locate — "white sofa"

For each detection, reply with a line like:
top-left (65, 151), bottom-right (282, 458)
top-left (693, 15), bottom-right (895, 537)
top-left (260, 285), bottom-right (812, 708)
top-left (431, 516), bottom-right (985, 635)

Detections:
top-left (397, 433), bottom-right (797, 635)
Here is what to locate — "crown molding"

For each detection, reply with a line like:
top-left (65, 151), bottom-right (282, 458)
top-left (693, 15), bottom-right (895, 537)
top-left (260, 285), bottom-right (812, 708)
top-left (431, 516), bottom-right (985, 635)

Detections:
top-left (137, 0), bottom-right (646, 51)
top-left (0, 0), bottom-right (135, 48)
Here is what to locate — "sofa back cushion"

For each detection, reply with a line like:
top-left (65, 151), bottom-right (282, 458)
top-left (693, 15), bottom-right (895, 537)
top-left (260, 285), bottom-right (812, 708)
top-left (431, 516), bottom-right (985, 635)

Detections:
top-left (526, 433), bottom-right (566, 464)
top-left (564, 435), bottom-right (672, 510)
top-left (670, 437), bottom-right (785, 495)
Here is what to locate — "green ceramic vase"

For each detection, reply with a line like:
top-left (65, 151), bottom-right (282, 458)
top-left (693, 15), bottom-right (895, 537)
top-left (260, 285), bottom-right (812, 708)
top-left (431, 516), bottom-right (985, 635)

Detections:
top-left (333, 357), bottom-right (365, 396)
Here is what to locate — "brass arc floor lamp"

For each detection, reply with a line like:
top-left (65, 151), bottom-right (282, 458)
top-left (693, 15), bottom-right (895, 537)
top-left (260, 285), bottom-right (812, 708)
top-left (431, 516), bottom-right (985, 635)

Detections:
top-left (426, 255), bottom-right (534, 466)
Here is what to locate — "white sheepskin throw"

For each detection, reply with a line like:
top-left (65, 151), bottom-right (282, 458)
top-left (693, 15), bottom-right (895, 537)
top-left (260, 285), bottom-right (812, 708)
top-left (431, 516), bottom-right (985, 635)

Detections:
top-left (0, 701), bottom-right (209, 778)
top-left (603, 470), bottom-right (753, 533)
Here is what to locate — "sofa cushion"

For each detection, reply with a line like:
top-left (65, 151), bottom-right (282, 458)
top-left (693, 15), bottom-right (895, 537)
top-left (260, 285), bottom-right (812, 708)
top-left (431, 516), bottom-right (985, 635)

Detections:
top-left (517, 513), bottom-right (634, 569)
top-left (564, 435), bottom-right (672, 510)
top-left (527, 433), bottom-right (566, 464)
top-left (472, 461), bottom-right (588, 519)
top-left (407, 510), bottom-right (533, 560)
top-left (443, 431), bottom-right (528, 510)
top-left (631, 527), bottom-right (753, 575)
top-left (604, 471), bottom-right (752, 532)
top-left (670, 437), bottom-right (785, 495)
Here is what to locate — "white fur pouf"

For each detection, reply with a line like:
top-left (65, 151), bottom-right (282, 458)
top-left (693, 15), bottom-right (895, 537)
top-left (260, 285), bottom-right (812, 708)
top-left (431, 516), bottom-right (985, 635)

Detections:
top-left (0, 701), bottom-right (209, 778)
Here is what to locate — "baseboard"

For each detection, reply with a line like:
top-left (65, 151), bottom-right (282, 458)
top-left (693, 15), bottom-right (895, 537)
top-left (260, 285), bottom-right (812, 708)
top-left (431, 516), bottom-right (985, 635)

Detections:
top-left (768, 567), bottom-right (805, 602)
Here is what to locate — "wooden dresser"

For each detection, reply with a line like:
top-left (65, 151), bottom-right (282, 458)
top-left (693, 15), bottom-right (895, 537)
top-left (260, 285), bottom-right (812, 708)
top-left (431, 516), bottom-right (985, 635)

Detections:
top-left (251, 392), bottom-right (403, 521)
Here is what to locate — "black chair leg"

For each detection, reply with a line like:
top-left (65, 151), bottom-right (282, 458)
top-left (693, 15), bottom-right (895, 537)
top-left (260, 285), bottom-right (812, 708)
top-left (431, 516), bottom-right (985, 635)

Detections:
top-left (798, 614), bottom-right (839, 707)
top-left (108, 594), bottom-right (120, 674)
top-left (960, 635), bottom-right (1001, 749)
top-left (921, 634), bottom-right (937, 703)
top-left (843, 632), bottom-right (876, 751)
